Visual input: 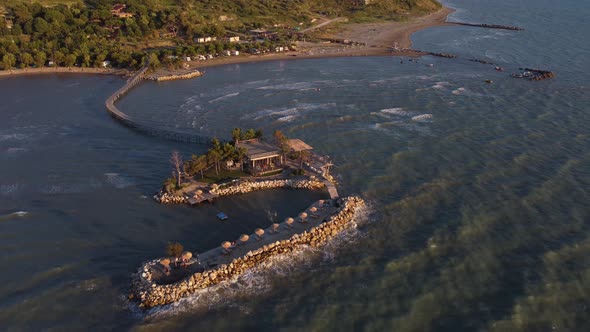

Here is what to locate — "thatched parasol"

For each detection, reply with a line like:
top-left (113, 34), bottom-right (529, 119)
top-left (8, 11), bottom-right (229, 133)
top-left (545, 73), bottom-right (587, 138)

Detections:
top-left (285, 217), bottom-right (294, 226)
top-left (255, 228), bottom-right (265, 236)
top-left (160, 258), bottom-right (171, 266)
top-left (309, 206), bottom-right (318, 212)
top-left (239, 234), bottom-right (249, 243)
top-left (272, 223), bottom-right (280, 232)
top-left (181, 251), bottom-right (192, 260)
top-left (221, 241), bottom-right (232, 249)
top-left (299, 212), bottom-right (308, 219)
top-left (196, 189), bottom-right (203, 196)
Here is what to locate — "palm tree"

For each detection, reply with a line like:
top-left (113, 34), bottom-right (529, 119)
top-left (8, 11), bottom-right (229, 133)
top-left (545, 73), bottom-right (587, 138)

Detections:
top-left (207, 149), bottom-right (221, 175)
top-left (231, 127), bottom-right (241, 145)
top-left (234, 146), bottom-right (248, 171)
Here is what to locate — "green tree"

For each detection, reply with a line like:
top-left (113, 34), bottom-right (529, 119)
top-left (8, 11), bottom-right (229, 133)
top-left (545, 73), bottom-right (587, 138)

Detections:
top-left (148, 52), bottom-right (160, 69)
top-left (243, 128), bottom-right (256, 140)
top-left (234, 146), bottom-right (248, 171)
top-left (231, 128), bottom-right (241, 144)
top-left (33, 17), bottom-right (50, 34)
top-left (207, 149), bottom-right (222, 175)
top-left (2, 53), bottom-right (16, 69)
top-left (184, 154), bottom-right (208, 178)
top-left (64, 53), bottom-right (77, 67)
top-left (19, 53), bottom-right (34, 67)
top-left (33, 51), bottom-right (47, 67)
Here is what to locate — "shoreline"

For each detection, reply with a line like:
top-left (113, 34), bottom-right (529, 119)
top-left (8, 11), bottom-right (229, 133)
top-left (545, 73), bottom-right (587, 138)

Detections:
top-left (184, 6), bottom-right (454, 71)
top-left (0, 66), bottom-right (131, 78)
top-left (0, 6), bottom-right (453, 78)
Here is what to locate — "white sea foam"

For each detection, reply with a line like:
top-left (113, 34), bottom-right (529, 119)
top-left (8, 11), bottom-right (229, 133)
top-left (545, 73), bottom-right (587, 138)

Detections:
top-left (411, 114), bottom-right (433, 121)
top-left (380, 108), bottom-right (412, 116)
top-left (452, 87), bottom-right (466, 95)
top-left (0, 211), bottom-right (30, 221)
top-left (0, 134), bottom-right (30, 142)
top-left (6, 147), bottom-right (28, 154)
top-left (208, 92), bottom-right (240, 103)
top-left (104, 173), bottom-right (134, 189)
top-left (276, 115), bottom-right (298, 122)
top-left (257, 82), bottom-right (316, 91)
top-left (244, 103), bottom-right (335, 121)
top-left (432, 81), bottom-right (450, 89)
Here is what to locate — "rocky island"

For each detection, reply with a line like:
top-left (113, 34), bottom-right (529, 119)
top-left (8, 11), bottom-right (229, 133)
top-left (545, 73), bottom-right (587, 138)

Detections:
top-left (128, 127), bottom-right (365, 308)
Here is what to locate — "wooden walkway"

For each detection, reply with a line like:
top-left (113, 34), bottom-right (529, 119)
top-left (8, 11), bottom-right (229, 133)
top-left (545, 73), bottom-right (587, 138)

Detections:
top-left (187, 192), bottom-right (219, 205)
top-left (325, 181), bottom-right (339, 199)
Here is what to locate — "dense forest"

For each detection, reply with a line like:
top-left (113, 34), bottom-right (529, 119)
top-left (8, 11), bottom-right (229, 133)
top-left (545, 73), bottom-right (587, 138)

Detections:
top-left (0, 0), bottom-right (440, 70)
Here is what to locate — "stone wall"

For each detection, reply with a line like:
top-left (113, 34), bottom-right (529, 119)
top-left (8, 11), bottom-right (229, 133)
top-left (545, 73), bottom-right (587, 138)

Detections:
top-left (213, 178), bottom-right (325, 196)
top-left (154, 178), bottom-right (326, 204)
top-left (131, 196), bottom-right (365, 308)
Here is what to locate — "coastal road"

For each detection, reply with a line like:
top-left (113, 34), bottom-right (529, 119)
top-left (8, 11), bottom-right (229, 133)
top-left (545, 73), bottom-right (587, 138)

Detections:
top-left (300, 17), bottom-right (348, 33)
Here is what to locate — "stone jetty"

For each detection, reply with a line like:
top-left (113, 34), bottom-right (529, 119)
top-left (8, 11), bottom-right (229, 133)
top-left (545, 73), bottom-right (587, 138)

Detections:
top-left (145, 70), bottom-right (203, 82)
top-left (450, 22), bottom-right (524, 31)
top-left (130, 196), bottom-right (365, 308)
top-left (154, 178), bottom-right (326, 204)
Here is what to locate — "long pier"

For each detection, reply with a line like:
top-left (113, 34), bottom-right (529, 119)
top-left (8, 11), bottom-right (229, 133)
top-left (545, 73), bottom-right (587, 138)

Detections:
top-left (104, 64), bottom-right (213, 144)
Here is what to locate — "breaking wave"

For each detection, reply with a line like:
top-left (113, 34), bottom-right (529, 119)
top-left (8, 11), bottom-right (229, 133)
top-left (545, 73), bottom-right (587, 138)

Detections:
top-left (208, 92), bottom-right (240, 103)
top-left (411, 114), bottom-right (434, 122)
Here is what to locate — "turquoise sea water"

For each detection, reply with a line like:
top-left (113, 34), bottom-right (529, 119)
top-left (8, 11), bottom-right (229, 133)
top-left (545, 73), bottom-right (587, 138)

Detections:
top-left (1, 0), bottom-right (589, 330)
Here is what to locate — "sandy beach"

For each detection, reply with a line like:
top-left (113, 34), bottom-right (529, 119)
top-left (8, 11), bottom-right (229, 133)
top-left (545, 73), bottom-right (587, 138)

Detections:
top-left (185, 6), bottom-right (453, 71)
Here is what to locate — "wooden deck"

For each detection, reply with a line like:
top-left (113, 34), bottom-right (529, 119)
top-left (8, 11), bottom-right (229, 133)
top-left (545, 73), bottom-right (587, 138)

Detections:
top-left (187, 192), bottom-right (219, 205)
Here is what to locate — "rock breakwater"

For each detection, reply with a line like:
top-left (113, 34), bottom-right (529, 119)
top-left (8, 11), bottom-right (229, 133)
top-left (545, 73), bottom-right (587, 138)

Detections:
top-left (213, 178), bottom-right (325, 196)
top-left (154, 178), bottom-right (326, 204)
top-left (146, 70), bottom-right (203, 82)
top-left (130, 196), bottom-right (365, 308)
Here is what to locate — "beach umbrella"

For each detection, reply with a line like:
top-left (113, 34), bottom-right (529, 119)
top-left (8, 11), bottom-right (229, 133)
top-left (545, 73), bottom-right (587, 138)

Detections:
top-left (221, 241), bottom-right (232, 249)
top-left (309, 207), bottom-right (318, 212)
top-left (196, 190), bottom-right (203, 195)
top-left (160, 258), bottom-right (171, 266)
top-left (299, 212), bottom-right (308, 220)
top-left (272, 223), bottom-right (280, 232)
top-left (181, 251), bottom-right (192, 260)
top-left (285, 217), bottom-right (294, 226)
top-left (255, 228), bottom-right (265, 237)
top-left (239, 234), bottom-right (249, 244)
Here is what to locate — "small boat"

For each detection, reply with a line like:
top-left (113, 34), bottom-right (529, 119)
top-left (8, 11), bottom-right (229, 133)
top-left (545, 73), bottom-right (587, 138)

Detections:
top-left (495, 66), bottom-right (504, 71)
top-left (511, 73), bottom-right (524, 78)
top-left (216, 212), bottom-right (228, 221)
top-left (485, 79), bottom-right (493, 84)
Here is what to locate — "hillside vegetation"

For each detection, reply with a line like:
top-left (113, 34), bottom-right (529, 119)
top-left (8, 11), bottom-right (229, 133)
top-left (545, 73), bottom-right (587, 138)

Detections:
top-left (0, 0), bottom-right (441, 70)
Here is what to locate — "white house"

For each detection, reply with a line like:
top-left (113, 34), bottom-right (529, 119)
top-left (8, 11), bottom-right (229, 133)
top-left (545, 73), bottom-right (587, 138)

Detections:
top-left (228, 36), bottom-right (240, 42)
top-left (196, 36), bottom-right (217, 44)
top-left (102, 60), bottom-right (111, 68)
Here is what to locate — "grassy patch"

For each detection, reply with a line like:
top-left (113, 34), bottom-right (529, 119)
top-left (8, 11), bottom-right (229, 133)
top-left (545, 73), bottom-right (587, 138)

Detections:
top-left (200, 169), bottom-right (249, 184)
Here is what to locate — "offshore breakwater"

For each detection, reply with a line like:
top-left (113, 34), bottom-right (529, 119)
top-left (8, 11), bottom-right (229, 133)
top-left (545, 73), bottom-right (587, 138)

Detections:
top-left (130, 196), bottom-right (365, 309)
